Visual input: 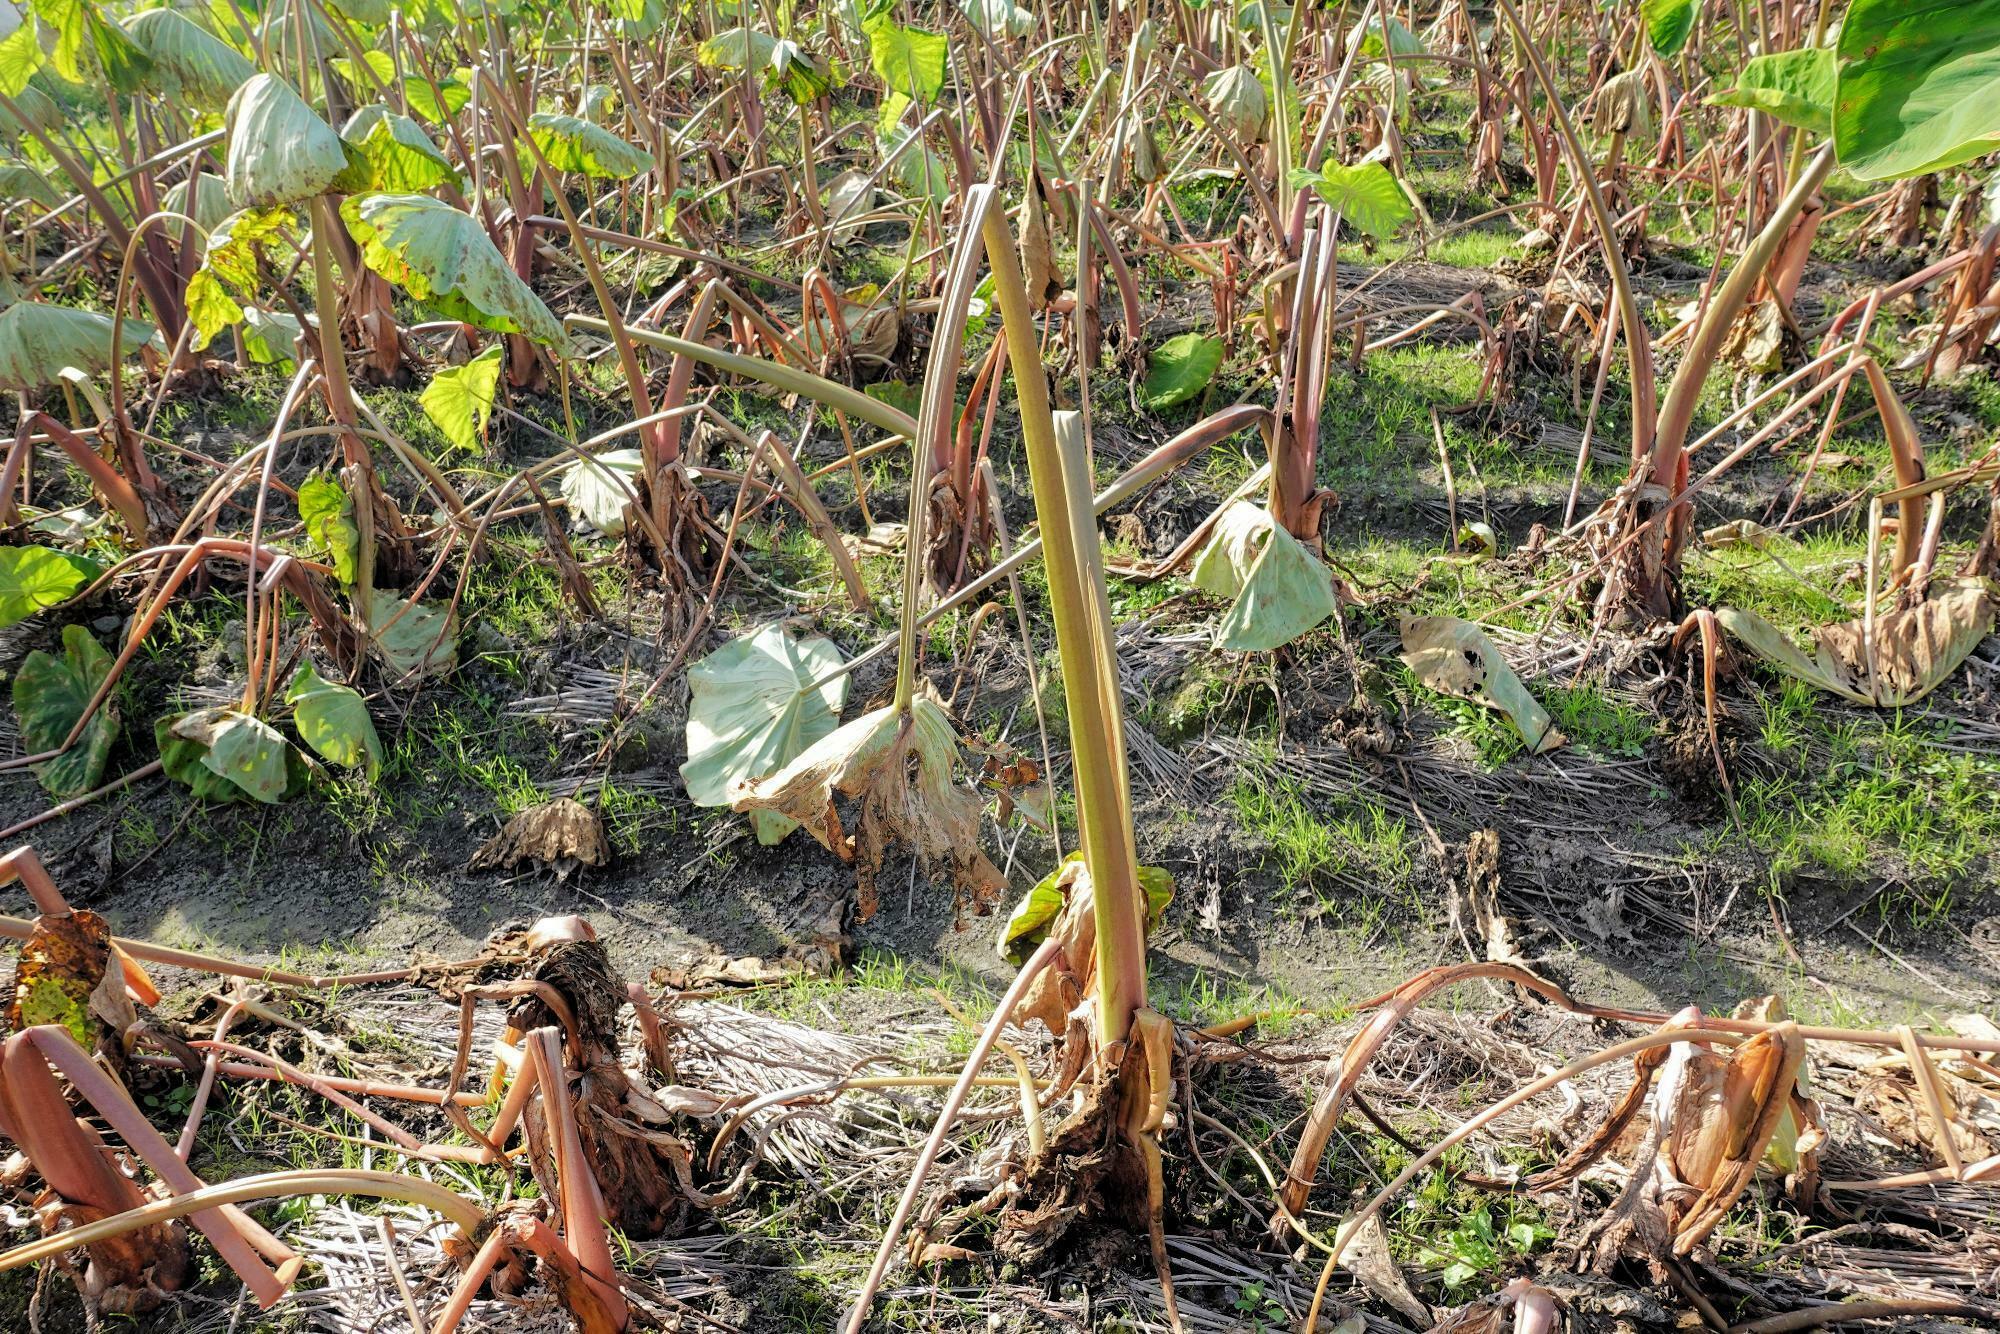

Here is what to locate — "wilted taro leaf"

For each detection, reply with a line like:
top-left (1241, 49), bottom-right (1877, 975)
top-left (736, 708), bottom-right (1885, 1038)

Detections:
top-left (527, 112), bottom-right (650, 179)
top-left (342, 192), bottom-right (568, 348)
top-left (1653, 1022), bottom-right (1805, 1254)
top-left (285, 661), bottom-right (381, 778)
top-left (12, 624), bottom-right (117, 798)
top-left (162, 169), bottom-right (231, 235)
top-left (999, 850), bottom-right (1172, 966)
top-left (468, 797), bottom-right (608, 880)
top-left (1202, 64), bottom-right (1268, 141)
top-left (681, 624), bottom-right (848, 845)
top-left (360, 589), bottom-right (458, 681)
top-left (825, 169), bottom-right (875, 246)
top-left (0, 302), bottom-right (156, 391)
top-left (170, 707), bottom-right (297, 803)
top-left (1401, 615), bottom-right (1564, 754)
top-left (0, 544), bottom-right (101, 627)
top-left (961, 0), bottom-right (1032, 39)
top-left (730, 694), bottom-right (1006, 920)
top-left (1718, 575), bottom-right (1997, 707)
top-left (225, 73), bottom-right (350, 208)
top-left (123, 9), bottom-right (254, 107)
top-left (341, 105), bottom-right (457, 192)
top-left (7, 910), bottom-right (132, 1052)
top-left (560, 448), bottom-right (644, 536)
top-left (156, 714), bottom-right (249, 803)
top-left (1191, 501), bottom-right (1338, 651)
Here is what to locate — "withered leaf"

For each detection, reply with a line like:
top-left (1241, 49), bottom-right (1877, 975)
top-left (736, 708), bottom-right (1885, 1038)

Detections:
top-left (468, 798), bottom-right (609, 880)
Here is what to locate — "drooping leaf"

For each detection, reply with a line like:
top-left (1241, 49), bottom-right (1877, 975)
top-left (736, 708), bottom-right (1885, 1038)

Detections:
top-left (1000, 851), bottom-right (1173, 965)
top-left (169, 706), bottom-right (294, 802)
top-left (696, 25), bottom-right (779, 71)
top-left (224, 73), bottom-right (349, 208)
top-left (156, 712), bottom-right (250, 802)
top-left (761, 39), bottom-right (835, 105)
top-left (1713, 47), bottom-right (1834, 136)
top-left (1717, 577), bottom-right (1997, 707)
top-left (185, 205), bottom-right (292, 349)
top-left (123, 8), bottom-right (253, 106)
top-left (285, 661), bottom-right (381, 777)
top-left (1202, 64), bottom-right (1268, 140)
top-left (8, 909), bottom-right (122, 1049)
top-left (341, 192), bottom-right (568, 347)
top-left (559, 448), bottom-right (643, 536)
top-left (961, 0), bottom-right (1032, 39)
top-left (341, 105), bottom-right (457, 192)
top-left (1140, 332), bottom-right (1225, 410)
top-left (297, 472), bottom-right (358, 585)
top-left (419, 344), bottom-right (504, 455)
top-left (0, 302), bottom-right (155, 391)
top-left (241, 305), bottom-right (303, 366)
top-left (1834, 0), bottom-right (2000, 180)
top-left (11, 624), bottom-right (116, 798)
top-left (330, 50), bottom-right (469, 123)
top-left (87, 8), bottom-right (154, 93)
top-left (0, 84), bottom-right (58, 144)
top-left (1642, 0), bottom-right (1695, 58)
top-left (682, 623), bottom-right (848, 844)
top-left (0, 545), bottom-right (101, 626)
top-left (1289, 160), bottom-right (1414, 238)
top-left (1400, 615), bottom-right (1565, 754)
top-left (32, 0), bottom-right (88, 83)
top-left (864, 14), bottom-right (947, 103)
top-left (731, 694), bottom-right (1007, 919)
top-left (526, 112), bottom-right (650, 179)
top-left (361, 589), bottom-right (458, 681)
top-left (0, 24), bottom-right (44, 98)
top-left (162, 169), bottom-right (231, 234)
top-left (1190, 501), bottom-right (1339, 651)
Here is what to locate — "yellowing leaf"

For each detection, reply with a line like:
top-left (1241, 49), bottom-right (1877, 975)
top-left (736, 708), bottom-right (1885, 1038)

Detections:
top-left (419, 344), bottom-right (504, 455)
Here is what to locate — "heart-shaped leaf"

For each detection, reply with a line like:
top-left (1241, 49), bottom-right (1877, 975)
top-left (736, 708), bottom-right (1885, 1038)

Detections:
top-left (1713, 47), bottom-right (1834, 136)
top-left (342, 192), bottom-right (567, 348)
top-left (1190, 501), bottom-right (1338, 651)
top-left (1289, 160), bottom-right (1415, 238)
top-left (285, 661), bottom-right (381, 777)
top-left (0, 545), bottom-right (101, 627)
top-left (419, 344), bottom-right (504, 455)
top-left (527, 112), bottom-right (651, 179)
top-left (1140, 332), bottom-right (1225, 410)
top-left (559, 448), bottom-right (644, 536)
top-left (225, 73), bottom-right (349, 208)
top-left (682, 624), bottom-right (848, 844)
top-left (123, 9), bottom-right (254, 107)
top-left (341, 105), bottom-right (458, 192)
top-left (297, 472), bottom-right (358, 586)
top-left (11, 624), bottom-right (117, 798)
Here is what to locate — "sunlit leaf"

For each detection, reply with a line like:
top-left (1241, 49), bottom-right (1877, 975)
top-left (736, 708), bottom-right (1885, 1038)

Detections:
top-left (362, 589), bottom-right (458, 681)
top-left (864, 14), bottom-right (946, 103)
top-left (682, 623), bottom-right (848, 844)
top-left (225, 72), bottom-right (348, 208)
top-left (170, 706), bottom-right (294, 803)
top-left (1288, 160), bottom-right (1414, 238)
top-left (0, 302), bottom-right (155, 390)
top-left (1400, 615), bottom-right (1565, 754)
top-left (162, 169), bottom-right (231, 234)
top-left (419, 344), bottom-right (504, 455)
top-left (559, 447), bottom-right (643, 536)
top-left (11, 624), bottom-right (116, 797)
top-left (1834, 0), bottom-right (2000, 180)
top-left (297, 471), bottom-right (358, 585)
top-left (1713, 47), bottom-right (1833, 136)
top-left (527, 112), bottom-right (650, 179)
top-left (1191, 501), bottom-right (1339, 651)
top-left (0, 545), bottom-right (100, 627)
top-left (123, 8), bottom-right (253, 107)
top-left (1643, 0), bottom-right (1694, 58)
top-left (0, 23), bottom-right (46, 97)
top-left (285, 661), bottom-right (381, 777)
top-left (342, 192), bottom-right (567, 347)
top-left (341, 104), bottom-right (457, 192)
top-left (1140, 332), bottom-right (1225, 410)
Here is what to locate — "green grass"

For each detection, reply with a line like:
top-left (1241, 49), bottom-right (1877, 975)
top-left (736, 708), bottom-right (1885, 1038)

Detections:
top-left (1228, 773), bottom-right (1414, 914)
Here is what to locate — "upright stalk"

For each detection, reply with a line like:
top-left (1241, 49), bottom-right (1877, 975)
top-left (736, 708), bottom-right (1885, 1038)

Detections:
top-left (975, 186), bottom-right (1146, 1048)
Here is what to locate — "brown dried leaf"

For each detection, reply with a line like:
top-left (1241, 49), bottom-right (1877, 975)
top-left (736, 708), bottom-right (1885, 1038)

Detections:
top-left (467, 798), bottom-right (608, 880)
top-left (729, 696), bottom-right (1006, 921)
top-left (1654, 1021), bottom-right (1804, 1253)
top-left (7, 911), bottom-right (134, 1057)
top-left (1813, 576), bottom-right (1996, 706)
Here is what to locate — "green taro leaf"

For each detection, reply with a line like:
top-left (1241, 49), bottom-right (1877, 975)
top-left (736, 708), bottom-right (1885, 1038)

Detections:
top-left (185, 206), bottom-right (293, 349)
top-left (240, 305), bottom-right (303, 367)
top-left (1643, 0), bottom-right (1695, 58)
top-left (32, 0), bottom-right (87, 83)
top-left (361, 589), bottom-right (457, 681)
top-left (1289, 160), bottom-right (1414, 238)
top-left (0, 24), bottom-right (45, 97)
top-left (330, 50), bottom-right (469, 123)
top-left (225, 73), bottom-right (349, 208)
top-left (341, 192), bottom-right (567, 348)
top-left (864, 14), bottom-right (947, 103)
top-left (11, 624), bottom-right (116, 798)
top-left (163, 169), bottom-right (231, 235)
top-left (420, 344), bottom-right (504, 455)
top-left (0, 302), bottom-right (156, 391)
top-left (1000, 852), bottom-right (1174, 964)
top-left (155, 712), bottom-right (249, 802)
top-left (0, 545), bottom-right (101, 626)
top-left (297, 472), bottom-right (359, 585)
top-left (681, 623), bottom-right (848, 844)
top-left (1140, 332), bottom-right (1225, 410)
top-left (696, 25), bottom-right (780, 71)
top-left (123, 9), bottom-right (253, 106)
top-left (1835, 0), bottom-right (2000, 180)
top-left (1400, 615), bottom-right (1565, 754)
top-left (169, 706), bottom-right (295, 802)
top-left (341, 105), bottom-right (457, 192)
top-left (526, 112), bottom-right (650, 179)
top-left (1714, 47), bottom-right (1834, 136)
top-left (285, 661), bottom-right (381, 777)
